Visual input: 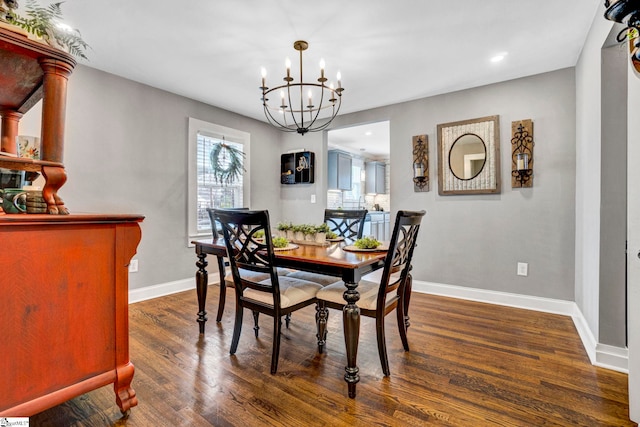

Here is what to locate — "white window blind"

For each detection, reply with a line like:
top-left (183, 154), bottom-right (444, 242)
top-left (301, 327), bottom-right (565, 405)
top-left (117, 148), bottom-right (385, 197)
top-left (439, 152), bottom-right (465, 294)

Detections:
top-left (195, 134), bottom-right (244, 233)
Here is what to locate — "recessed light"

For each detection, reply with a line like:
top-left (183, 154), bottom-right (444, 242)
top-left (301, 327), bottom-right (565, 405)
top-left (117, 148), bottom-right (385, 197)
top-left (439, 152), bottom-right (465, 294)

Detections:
top-left (365, 131), bottom-right (372, 136)
top-left (491, 52), bottom-right (508, 63)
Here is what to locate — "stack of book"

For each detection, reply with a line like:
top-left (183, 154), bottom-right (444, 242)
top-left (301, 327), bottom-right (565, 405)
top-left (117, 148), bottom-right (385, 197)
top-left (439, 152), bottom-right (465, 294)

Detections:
top-left (26, 191), bottom-right (47, 214)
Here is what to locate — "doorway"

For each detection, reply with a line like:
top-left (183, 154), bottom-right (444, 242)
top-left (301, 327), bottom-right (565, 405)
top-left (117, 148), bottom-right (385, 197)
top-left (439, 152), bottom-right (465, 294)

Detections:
top-left (326, 121), bottom-right (390, 211)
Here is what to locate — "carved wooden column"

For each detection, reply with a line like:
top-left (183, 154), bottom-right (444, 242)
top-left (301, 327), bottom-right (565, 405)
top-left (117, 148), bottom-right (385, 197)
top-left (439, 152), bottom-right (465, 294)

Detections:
top-left (38, 58), bottom-right (74, 214)
top-left (39, 58), bottom-right (73, 164)
top-left (0, 109), bottom-right (23, 154)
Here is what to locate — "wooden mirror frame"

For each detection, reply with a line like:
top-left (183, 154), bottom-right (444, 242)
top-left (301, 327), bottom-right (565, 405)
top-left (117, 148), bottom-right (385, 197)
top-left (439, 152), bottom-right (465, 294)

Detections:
top-left (437, 115), bottom-right (501, 195)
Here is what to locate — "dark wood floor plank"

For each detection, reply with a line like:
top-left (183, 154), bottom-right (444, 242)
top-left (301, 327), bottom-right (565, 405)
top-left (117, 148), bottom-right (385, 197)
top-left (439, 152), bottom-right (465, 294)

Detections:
top-left (26, 287), bottom-right (636, 426)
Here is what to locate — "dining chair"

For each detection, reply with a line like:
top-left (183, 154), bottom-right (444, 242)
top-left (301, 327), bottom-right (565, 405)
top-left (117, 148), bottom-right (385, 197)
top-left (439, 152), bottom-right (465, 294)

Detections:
top-left (324, 208), bottom-right (368, 243)
top-left (207, 208), bottom-right (264, 322)
top-left (213, 209), bottom-right (322, 374)
top-left (315, 209), bottom-right (426, 376)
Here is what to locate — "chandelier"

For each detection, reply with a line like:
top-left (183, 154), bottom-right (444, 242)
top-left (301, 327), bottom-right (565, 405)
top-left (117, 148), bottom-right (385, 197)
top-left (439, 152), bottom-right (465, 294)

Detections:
top-left (604, 0), bottom-right (640, 73)
top-left (260, 40), bottom-right (344, 135)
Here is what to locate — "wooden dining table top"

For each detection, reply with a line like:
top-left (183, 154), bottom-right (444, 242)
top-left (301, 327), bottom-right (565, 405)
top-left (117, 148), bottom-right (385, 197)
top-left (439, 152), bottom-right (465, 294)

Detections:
top-left (194, 237), bottom-right (388, 271)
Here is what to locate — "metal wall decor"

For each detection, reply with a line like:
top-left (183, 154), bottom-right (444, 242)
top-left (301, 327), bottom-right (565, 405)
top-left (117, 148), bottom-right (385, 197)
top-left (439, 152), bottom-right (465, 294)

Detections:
top-left (412, 134), bottom-right (429, 192)
top-left (604, 0), bottom-right (640, 74)
top-left (511, 120), bottom-right (534, 188)
top-left (437, 115), bottom-right (500, 195)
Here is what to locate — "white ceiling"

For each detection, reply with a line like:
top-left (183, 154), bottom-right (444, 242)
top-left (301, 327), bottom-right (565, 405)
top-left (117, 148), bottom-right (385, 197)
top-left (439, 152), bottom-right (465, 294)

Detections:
top-left (328, 121), bottom-right (390, 159)
top-left (46, 1), bottom-right (600, 140)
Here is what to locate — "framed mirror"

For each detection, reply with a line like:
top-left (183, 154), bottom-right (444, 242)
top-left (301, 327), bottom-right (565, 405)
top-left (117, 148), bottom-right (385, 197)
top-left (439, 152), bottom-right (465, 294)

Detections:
top-left (437, 115), bottom-right (500, 195)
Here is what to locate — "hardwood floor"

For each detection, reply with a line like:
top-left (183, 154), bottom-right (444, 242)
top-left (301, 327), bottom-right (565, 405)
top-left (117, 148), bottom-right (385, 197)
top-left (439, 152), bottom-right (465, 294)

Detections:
top-left (29, 286), bottom-right (636, 426)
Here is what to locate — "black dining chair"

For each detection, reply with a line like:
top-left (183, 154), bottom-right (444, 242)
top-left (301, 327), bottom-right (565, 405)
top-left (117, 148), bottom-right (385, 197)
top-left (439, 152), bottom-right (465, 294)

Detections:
top-left (286, 208), bottom-right (369, 287)
top-left (213, 209), bottom-right (322, 374)
top-left (208, 208), bottom-right (294, 322)
top-left (315, 210), bottom-right (426, 376)
top-left (324, 208), bottom-right (368, 243)
top-left (207, 208), bottom-right (260, 322)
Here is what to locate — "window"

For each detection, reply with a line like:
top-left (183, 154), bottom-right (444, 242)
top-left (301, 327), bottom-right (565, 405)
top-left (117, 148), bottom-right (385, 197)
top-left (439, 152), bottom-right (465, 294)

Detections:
top-left (188, 118), bottom-right (250, 243)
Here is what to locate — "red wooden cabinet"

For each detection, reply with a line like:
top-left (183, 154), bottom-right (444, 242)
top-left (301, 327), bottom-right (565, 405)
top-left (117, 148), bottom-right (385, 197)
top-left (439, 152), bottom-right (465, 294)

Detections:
top-left (0, 214), bottom-right (143, 416)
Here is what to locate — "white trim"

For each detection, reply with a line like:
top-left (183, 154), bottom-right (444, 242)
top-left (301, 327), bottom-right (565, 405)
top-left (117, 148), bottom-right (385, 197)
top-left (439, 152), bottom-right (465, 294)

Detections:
top-left (595, 344), bottom-right (629, 372)
top-left (130, 278), bottom-right (197, 304)
top-left (412, 280), bottom-right (628, 373)
top-left (187, 117), bottom-right (251, 245)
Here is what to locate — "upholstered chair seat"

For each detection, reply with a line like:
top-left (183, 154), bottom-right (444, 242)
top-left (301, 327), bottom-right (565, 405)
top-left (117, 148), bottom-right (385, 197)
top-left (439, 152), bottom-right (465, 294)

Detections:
top-left (284, 271), bottom-right (343, 286)
top-left (244, 276), bottom-right (321, 308)
top-left (224, 268), bottom-right (291, 287)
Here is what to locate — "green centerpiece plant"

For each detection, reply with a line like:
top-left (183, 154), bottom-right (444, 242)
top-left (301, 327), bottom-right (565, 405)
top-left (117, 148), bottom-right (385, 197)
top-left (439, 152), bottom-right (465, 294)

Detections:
top-left (354, 236), bottom-right (381, 249)
top-left (272, 236), bottom-right (289, 248)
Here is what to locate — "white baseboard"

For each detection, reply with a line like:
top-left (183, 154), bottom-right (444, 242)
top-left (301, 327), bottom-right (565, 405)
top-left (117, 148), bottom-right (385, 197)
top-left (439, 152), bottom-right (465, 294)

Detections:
top-left (129, 278), bottom-right (198, 304)
top-left (412, 280), bottom-right (628, 373)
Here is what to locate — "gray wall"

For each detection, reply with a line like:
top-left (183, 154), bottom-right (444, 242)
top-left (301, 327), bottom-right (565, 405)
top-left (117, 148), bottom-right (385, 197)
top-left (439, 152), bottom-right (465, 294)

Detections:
top-left (279, 131), bottom-right (327, 225)
top-left (600, 45), bottom-right (628, 347)
top-left (328, 68), bottom-right (576, 300)
top-left (20, 64), bottom-right (577, 303)
top-left (20, 65), bottom-right (283, 290)
top-left (626, 37), bottom-right (640, 421)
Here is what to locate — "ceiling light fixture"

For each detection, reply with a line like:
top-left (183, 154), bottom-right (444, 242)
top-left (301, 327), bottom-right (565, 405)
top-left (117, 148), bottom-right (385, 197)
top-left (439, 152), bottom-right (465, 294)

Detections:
top-left (604, 0), bottom-right (640, 73)
top-left (260, 40), bottom-right (344, 135)
top-left (490, 53), bottom-right (507, 63)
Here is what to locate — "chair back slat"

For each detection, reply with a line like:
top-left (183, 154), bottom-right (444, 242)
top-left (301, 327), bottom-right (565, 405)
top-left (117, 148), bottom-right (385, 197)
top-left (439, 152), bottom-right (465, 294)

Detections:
top-left (377, 210), bottom-right (425, 306)
top-left (207, 207), bottom-right (249, 238)
top-left (213, 209), bottom-right (281, 303)
top-left (324, 209), bottom-right (368, 242)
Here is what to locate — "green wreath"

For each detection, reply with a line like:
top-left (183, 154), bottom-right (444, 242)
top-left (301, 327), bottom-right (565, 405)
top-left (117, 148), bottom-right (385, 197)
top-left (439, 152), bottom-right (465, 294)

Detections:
top-left (209, 142), bottom-right (245, 185)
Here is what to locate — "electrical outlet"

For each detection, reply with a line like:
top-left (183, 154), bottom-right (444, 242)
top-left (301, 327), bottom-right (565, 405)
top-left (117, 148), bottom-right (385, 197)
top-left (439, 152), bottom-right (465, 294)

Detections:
top-left (517, 262), bottom-right (528, 276)
top-left (129, 259), bottom-right (139, 273)
top-left (311, 194), bottom-right (316, 203)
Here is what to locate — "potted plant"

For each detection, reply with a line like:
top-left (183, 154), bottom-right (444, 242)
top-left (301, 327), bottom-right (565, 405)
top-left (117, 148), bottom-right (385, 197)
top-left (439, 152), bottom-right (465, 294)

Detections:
top-left (1, 0), bottom-right (89, 59)
top-left (292, 224), bottom-right (305, 241)
top-left (302, 224), bottom-right (316, 242)
top-left (315, 223), bottom-right (330, 243)
top-left (276, 222), bottom-right (292, 238)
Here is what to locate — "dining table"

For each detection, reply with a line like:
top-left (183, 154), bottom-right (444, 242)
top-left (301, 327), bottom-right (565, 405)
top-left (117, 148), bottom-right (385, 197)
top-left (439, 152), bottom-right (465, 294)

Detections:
top-left (192, 237), bottom-right (387, 398)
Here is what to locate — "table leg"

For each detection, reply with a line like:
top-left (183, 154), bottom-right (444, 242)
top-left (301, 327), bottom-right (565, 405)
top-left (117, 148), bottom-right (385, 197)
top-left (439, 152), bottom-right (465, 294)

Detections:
top-left (195, 251), bottom-right (208, 334)
top-left (215, 256), bottom-right (226, 322)
top-left (343, 280), bottom-right (361, 398)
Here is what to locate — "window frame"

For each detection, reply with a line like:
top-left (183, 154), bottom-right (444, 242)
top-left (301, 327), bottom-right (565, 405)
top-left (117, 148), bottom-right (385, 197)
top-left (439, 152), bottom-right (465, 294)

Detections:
top-left (187, 117), bottom-right (251, 244)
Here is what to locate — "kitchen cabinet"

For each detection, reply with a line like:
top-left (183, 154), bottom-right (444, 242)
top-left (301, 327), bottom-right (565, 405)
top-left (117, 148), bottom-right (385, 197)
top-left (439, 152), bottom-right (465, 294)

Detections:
top-left (328, 150), bottom-right (352, 190)
top-left (362, 212), bottom-right (390, 241)
top-left (365, 161), bottom-right (386, 194)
